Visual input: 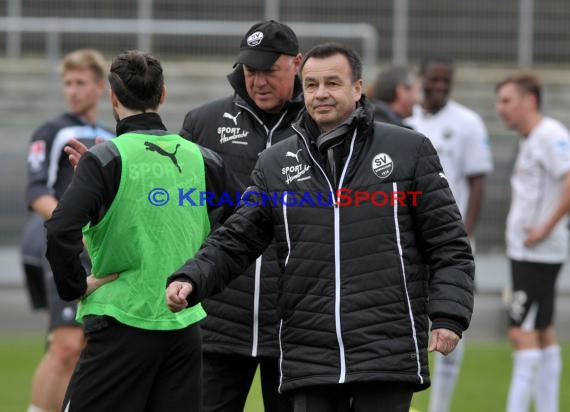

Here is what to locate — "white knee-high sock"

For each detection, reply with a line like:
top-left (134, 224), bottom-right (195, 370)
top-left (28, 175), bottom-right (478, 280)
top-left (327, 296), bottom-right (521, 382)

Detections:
top-left (534, 345), bottom-right (561, 412)
top-left (507, 348), bottom-right (542, 412)
top-left (428, 338), bottom-right (465, 412)
top-left (27, 405), bottom-right (48, 412)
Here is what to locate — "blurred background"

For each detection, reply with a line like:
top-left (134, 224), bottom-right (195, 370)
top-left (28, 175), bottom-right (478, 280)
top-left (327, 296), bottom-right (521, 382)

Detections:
top-left (4, 0), bottom-right (570, 251)
top-left (1, 0), bottom-right (570, 410)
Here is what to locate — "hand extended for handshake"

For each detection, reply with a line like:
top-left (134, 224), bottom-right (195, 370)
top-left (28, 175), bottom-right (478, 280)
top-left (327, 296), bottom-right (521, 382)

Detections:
top-left (166, 281), bottom-right (193, 312)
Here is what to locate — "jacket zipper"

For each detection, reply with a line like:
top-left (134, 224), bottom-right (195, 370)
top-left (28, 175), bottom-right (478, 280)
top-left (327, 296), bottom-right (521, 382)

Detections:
top-left (237, 101), bottom-right (289, 357)
top-left (292, 125), bottom-right (358, 384)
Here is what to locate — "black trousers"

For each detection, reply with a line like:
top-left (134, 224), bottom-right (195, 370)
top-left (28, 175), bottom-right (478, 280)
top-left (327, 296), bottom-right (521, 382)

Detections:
top-left (203, 352), bottom-right (293, 412)
top-left (291, 382), bottom-right (414, 412)
top-left (62, 316), bottom-right (202, 412)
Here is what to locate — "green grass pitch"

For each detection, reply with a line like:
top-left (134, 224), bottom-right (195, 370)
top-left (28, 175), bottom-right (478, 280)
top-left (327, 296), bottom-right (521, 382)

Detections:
top-left (1, 338), bottom-right (568, 411)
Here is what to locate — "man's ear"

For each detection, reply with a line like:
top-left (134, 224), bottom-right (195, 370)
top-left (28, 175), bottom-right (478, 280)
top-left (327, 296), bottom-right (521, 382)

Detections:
top-left (523, 91), bottom-right (538, 112)
top-left (110, 89), bottom-right (118, 108)
top-left (292, 53), bottom-right (303, 74)
top-left (395, 84), bottom-right (405, 101)
top-left (353, 79), bottom-right (363, 102)
top-left (96, 78), bottom-right (106, 99)
top-left (159, 86), bottom-right (167, 105)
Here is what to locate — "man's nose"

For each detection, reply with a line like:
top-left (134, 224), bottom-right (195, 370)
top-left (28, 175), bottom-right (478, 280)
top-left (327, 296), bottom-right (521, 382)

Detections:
top-left (314, 84), bottom-right (329, 99)
top-left (434, 81), bottom-right (448, 91)
top-left (66, 84), bottom-right (78, 94)
top-left (253, 73), bottom-right (268, 86)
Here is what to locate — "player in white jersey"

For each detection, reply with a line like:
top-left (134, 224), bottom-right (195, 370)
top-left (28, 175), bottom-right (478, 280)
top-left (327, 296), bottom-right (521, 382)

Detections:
top-left (407, 56), bottom-right (493, 412)
top-left (496, 72), bottom-right (570, 412)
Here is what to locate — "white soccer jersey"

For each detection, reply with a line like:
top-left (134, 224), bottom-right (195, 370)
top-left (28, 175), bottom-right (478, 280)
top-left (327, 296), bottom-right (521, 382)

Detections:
top-left (507, 117), bottom-right (570, 263)
top-left (406, 100), bottom-right (493, 217)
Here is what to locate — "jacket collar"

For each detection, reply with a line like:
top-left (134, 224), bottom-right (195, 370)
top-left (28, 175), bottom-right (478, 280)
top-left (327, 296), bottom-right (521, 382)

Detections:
top-left (292, 96), bottom-right (375, 187)
top-left (295, 95), bottom-right (375, 146)
top-left (64, 112), bottom-right (98, 127)
top-left (116, 113), bottom-right (167, 136)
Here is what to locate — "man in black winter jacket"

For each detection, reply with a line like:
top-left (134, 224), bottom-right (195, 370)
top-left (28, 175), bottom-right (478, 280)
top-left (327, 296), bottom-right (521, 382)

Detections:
top-left (167, 43), bottom-right (474, 412)
top-left (179, 20), bottom-right (302, 412)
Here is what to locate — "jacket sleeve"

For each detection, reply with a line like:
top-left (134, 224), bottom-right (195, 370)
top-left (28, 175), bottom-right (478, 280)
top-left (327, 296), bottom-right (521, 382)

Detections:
top-left (45, 148), bottom-right (118, 301)
top-left (411, 137), bottom-right (475, 337)
top-left (200, 146), bottom-right (244, 227)
top-left (167, 165), bottom-right (274, 306)
top-left (179, 110), bottom-right (195, 141)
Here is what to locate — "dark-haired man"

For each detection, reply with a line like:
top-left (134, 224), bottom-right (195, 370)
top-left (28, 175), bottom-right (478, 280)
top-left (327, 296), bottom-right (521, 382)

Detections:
top-left (167, 43), bottom-right (474, 412)
top-left (45, 50), bottom-right (240, 412)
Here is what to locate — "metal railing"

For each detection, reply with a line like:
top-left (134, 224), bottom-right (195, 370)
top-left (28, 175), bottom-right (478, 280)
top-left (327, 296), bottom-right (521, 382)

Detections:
top-left (0, 16), bottom-right (379, 111)
top-left (3, 0), bottom-right (545, 67)
top-left (0, 17), bottom-right (379, 66)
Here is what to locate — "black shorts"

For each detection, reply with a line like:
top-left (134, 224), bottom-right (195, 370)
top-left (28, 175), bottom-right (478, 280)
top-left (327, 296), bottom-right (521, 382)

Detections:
top-left (45, 273), bottom-right (80, 331)
top-left (63, 317), bottom-right (202, 412)
top-left (21, 214), bottom-right (47, 310)
top-left (44, 249), bottom-right (91, 331)
top-left (509, 259), bottom-right (562, 330)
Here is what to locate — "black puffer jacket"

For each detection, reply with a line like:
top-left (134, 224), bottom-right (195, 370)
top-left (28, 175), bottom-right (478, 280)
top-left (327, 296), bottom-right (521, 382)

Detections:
top-left (370, 99), bottom-right (412, 129)
top-left (173, 99), bottom-right (474, 392)
top-left (179, 66), bottom-right (305, 357)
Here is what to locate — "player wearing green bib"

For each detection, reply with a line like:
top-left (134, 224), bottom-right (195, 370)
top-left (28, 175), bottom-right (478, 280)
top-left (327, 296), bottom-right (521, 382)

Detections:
top-left (46, 50), bottom-right (240, 412)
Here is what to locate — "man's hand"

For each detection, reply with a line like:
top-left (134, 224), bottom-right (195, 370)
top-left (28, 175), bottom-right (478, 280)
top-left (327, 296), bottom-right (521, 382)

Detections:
top-left (166, 281), bottom-right (193, 312)
top-left (65, 137), bottom-right (105, 169)
top-left (523, 225), bottom-right (549, 248)
top-left (428, 328), bottom-right (460, 356)
top-left (84, 273), bottom-right (119, 298)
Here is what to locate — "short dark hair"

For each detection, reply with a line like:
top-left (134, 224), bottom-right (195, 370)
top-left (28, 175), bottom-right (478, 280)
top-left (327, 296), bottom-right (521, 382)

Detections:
top-left (495, 72), bottom-right (542, 109)
top-left (372, 66), bottom-right (415, 103)
top-left (300, 43), bottom-right (362, 83)
top-left (419, 55), bottom-right (454, 75)
top-left (108, 50), bottom-right (164, 111)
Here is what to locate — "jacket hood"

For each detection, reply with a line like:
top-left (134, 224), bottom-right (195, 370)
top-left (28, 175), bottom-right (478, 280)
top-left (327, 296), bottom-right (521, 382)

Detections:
top-left (226, 64), bottom-right (304, 118)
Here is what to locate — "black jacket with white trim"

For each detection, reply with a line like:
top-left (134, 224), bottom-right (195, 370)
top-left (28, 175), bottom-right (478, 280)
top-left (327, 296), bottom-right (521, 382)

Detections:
top-left (171, 98), bottom-right (474, 392)
top-left (179, 66), bottom-right (305, 357)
